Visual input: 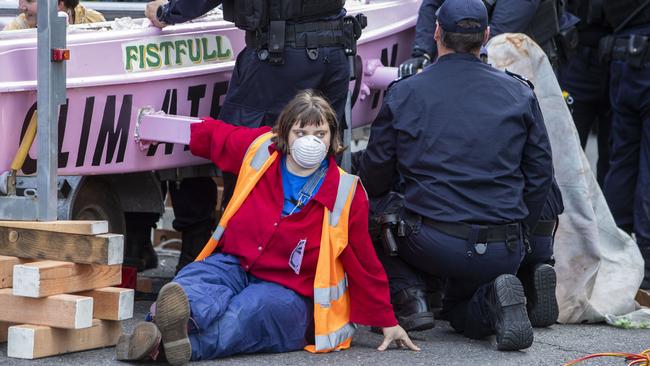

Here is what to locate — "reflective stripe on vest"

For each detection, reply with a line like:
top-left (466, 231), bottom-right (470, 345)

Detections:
top-left (314, 322), bottom-right (357, 351)
top-left (313, 276), bottom-right (347, 307)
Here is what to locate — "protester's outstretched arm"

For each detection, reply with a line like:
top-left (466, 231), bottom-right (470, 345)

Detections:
top-left (189, 118), bottom-right (272, 174)
top-left (378, 325), bottom-right (420, 351)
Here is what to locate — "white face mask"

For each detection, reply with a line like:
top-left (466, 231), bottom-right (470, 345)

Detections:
top-left (290, 135), bottom-right (328, 169)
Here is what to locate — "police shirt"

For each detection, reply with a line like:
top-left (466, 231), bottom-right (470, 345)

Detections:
top-left (359, 52), bottom-right (553, 229)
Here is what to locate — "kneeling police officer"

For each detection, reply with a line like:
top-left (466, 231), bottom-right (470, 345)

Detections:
top-left (359, 0), bottom-right (554, 350)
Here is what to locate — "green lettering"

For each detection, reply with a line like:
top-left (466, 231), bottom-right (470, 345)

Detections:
top-left (216, 36), bottom-right (232, 59)
top-left (125, 46), bottom-right (139, 71)
top-left (159, 41), bottom-right (175, 66)
top-left (174, 39), bottom-right (188, 65)
top-left (138, 45), bottom-right (146, 70)
top-left (146, 43), bottom-right (161, 68)
top-left (187, 38), bottom-right (202, 63)
top-left (201, 37), bottom-right (217, 61)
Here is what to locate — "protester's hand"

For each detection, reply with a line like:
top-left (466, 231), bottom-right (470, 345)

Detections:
top-left (398, 55), bottom-right (431, 78)
top-left (377, 325), bottom-right (420, 351)
top-left (145, 0), bottom-right (168, 28)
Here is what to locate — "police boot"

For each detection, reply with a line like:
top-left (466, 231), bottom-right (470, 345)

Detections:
top-left (176, 223), bottom-right (213, 273)
top-left (641, 247), bottom-right (650, 290)
top-left (392, 287), bottom-right (435, 332)
top-left (116, 321), bottom-right (162, 361)
top-left (520, 263), bottom-right (558, 327)
top-left (124, 212), bottom-right (159, 272)
top-left (486, 274), bottom-right (533, 351)
top-left (154, 282), bottom-right (191, 366)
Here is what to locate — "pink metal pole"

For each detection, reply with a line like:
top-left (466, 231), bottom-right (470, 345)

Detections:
top-left (364, 59), bottom-right (399, 91)
top-left (135, 107), bottom-right (201, 149)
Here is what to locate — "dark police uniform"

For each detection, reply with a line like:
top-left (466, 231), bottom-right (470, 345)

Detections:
top-left (601, 0), bottom-right (650, 289)
top-left (401, 0), bottom-right (581, 76)
top-left (359, 40), bottom-right (553, 348)
top-left (400, 0), bottom-right (540, 76)
top-left (558, 0), bottom-right (613, 186)
top-left (154, 0), bottom-right (351, 271)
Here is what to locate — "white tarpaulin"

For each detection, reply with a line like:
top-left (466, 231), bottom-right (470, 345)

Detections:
top-left (487, 33), bottom-right (644, 324)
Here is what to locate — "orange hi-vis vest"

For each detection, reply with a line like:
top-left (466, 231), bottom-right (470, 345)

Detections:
top-left (195, 132), bottom-right (358, 353)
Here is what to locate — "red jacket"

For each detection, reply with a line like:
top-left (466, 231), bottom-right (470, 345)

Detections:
top-left (189, 118), bottom-right (398, 327)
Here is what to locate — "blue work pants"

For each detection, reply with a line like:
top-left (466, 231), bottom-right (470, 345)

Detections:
top-left (173, 254), bottom-right (312, 360)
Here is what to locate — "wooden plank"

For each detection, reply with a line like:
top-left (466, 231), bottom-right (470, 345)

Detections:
top-left (637, 289), bottom-right (650, 308)
top-left (0, 221), bottom-right (108, 235)
top-left (77, 287), bottom-right (134, 321)
top-left (0, 289), bottom-right (92, 329)
top-left (13, 261), bottom-right (122, 298)
top-left (0, 227), bottom-right (123, 265)
top-left (7, 319), bottom-right (121, 359)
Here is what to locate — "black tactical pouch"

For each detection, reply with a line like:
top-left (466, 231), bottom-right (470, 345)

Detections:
top-left (342, 13), bottom-right (367, 57)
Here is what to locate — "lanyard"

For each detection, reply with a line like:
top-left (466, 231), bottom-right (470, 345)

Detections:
top-left (288, 164), bottom-right (328, 216)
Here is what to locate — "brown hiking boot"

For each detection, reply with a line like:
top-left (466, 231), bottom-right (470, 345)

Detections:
top-left (155, 282), bottom-right (191, 366)
top-left (116, 321), bottom-right (161, 361)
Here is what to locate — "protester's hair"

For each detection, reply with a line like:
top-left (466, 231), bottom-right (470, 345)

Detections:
top-left (60, 0), bottom-right (79, 10)
top-left (272, 89), bottom-right (344, 156)
top-left (440, 20), bottom-right (485, 53)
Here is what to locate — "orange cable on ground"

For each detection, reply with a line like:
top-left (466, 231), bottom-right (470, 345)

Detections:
top-left (563, 349), bottom-right (650, 366)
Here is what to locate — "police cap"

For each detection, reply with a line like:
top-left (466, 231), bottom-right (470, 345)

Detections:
top-left (436, 0), bottom-right (488, 34)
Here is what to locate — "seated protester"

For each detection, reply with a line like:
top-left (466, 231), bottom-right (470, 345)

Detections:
top-left (116, 90), bottom-right (419, 366)
top-left (3, 0), bottom-right (105, 31)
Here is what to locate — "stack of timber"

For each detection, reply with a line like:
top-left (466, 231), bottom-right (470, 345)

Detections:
top-left (0, 220), bottom-right (133, 360)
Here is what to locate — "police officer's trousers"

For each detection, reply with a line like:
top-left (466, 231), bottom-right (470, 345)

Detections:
top-left (378, 219), bottom-right (525, 339)
top-left (603, 37), bottom-right (650, 248)
top-left (172, 254), bottom-right (312, 360)
top-left (559, 45), bottom-right (612, 185)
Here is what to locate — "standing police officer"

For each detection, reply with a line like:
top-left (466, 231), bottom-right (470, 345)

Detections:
top-left (359, 0), bottom-right (553, 350)
top-left (144, 0), bottom-right (354, 271)
top-left (558, 0), bottom-right (613, 186)
top-left (601, 0), bottom-right (650, 289)
top-left (400, 0), bottom-right (541, 76)
top-left (401, 0), bottom-right (580, 77)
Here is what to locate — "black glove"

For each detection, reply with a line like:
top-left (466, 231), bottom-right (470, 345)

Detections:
top-left (398, 54), bottom-right (431, 78)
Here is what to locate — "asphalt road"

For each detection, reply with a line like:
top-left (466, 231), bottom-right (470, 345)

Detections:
top-left (0, 298), bottom-right (647, 366)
